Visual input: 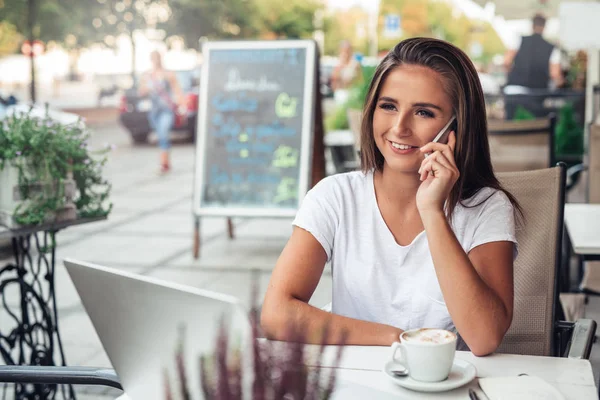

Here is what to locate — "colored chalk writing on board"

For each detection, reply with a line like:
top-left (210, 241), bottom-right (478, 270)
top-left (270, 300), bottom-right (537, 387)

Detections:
top-left (198, 45), bottom-right (311, 211)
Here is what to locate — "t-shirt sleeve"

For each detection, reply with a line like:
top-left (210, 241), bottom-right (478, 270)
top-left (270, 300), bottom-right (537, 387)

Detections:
top-left (292, 177), bottom-right (340, 261)
top-left (468, 191), bottom-right (518, 259)
top-left (550, 47), bottom-right (561, 64)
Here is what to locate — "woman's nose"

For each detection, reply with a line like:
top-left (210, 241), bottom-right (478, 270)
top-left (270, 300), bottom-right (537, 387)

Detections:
top-left (390, 113), bottom-right (412, 136)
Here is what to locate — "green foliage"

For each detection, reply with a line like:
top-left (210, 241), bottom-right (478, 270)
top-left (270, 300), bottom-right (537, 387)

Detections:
top-left (254, 0), bottom-right (322, 39)
top-left (165, 0), bottom-right (259, 45)
top-left (555, 103), bottom-right (584, 157)
top-left (0, 21), bottom-right (22, 56)
top-left (377, 0), bottom-right (505, 61)
top-left (326, 65), bottom-right (376, 131)
top-left (512, 106), bottom-right (536, 121)
top-left (0, 110), bottom-right (112, 226)
top-left (511, 103), bottom-right (584, 158)
top-left (0, 0), bottom-right (82, 43)
top-left (0, 0), bottom-right (322, 50)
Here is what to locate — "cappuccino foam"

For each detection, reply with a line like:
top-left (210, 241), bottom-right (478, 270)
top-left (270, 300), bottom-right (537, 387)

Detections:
top-left (402, 328), bottom-right (456, 344)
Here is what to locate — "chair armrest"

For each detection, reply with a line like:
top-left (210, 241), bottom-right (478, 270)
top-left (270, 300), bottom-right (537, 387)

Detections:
top-left (0, 366), bottom-right (123, 390)
top-left (566, 163), bottom-right (587, 192)
top-left (567, 319), bottom-right (597, 359)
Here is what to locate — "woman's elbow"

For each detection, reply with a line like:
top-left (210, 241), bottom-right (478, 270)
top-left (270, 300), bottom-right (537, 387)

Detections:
top-left (468, 321), bottom-right (511, 357)
top-left (260, 298), bottom-right (289, 340)
top-left (469, 335), bottom-right (502, 357)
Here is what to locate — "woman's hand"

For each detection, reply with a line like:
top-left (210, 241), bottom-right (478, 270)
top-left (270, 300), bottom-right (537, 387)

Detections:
top-left (416, 131), bottom-right (460, 215)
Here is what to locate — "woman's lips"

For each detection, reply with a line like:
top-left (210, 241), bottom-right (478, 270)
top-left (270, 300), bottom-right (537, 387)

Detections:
top-left (387, 140), bottom-right (419, 155)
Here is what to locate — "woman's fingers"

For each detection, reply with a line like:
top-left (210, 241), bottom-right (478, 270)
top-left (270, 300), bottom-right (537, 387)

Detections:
top-left (420, 132), bottom-right (458, 169)
top-left (418, 151), bottom-right (459, 181)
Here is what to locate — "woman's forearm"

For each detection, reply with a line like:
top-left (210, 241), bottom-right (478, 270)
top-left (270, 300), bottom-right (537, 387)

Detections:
top-left (261, 296), bottom-right (402, 346)
top-left (421, 211), bottom-right (511, 356)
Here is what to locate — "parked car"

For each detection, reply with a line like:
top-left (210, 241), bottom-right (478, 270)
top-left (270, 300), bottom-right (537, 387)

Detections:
top-left (118, 69), bottom-right (200, 144)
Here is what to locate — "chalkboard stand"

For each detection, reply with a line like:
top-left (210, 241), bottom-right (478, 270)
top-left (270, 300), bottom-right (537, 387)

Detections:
top-left (191, 89), bottom-right (324, 259)
top-left (192, 40), bottom-right (325, 259)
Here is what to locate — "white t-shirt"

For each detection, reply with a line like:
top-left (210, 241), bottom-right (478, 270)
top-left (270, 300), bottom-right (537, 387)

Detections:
top-left (292, 170), bottom-right (517, 336)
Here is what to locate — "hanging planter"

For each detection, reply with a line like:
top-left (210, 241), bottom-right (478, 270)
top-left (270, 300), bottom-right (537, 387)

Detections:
top-left (0, 107), bottom-right (112, 229)
top-left (0, 161), bottom-right (77, 228)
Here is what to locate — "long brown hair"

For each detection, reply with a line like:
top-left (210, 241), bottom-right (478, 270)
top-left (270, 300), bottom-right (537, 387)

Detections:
top-left (360, 37), bottom-right (521, 217)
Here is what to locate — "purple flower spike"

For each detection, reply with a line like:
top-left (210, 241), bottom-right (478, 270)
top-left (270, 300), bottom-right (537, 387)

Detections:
top-left (16, 151), bottom-right (21, 156)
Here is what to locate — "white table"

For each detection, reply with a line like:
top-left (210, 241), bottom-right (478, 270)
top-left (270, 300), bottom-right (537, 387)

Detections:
top-left (564, 204), bottom-right (600, 290)
top-left (565, 204), bottom-right (600, 256)
top-left (116, 345), bottom-right (598, 399)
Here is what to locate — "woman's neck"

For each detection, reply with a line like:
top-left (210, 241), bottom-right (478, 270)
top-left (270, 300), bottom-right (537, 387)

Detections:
top-left (375, 167), bottom-right (421, 206)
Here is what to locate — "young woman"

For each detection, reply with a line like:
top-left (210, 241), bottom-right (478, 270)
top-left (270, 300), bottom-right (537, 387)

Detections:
top-left (139, 50), bottom-right (184, 173)
top-left (261, 38), bottom-right (520, 357)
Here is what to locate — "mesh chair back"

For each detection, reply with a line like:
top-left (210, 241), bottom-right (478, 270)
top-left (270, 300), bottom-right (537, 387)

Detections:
top-left (496, 165), bottom-right (565, 356)
top-left (488, 115), bottom-right (556, 172)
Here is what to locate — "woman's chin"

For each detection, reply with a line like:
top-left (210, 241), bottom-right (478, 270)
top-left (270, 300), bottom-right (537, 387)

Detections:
top-left (383, 159), bottom-right (420, 175)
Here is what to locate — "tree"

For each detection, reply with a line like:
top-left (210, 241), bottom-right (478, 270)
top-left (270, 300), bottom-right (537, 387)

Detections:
top-left (0, 0), bottom-right (81, 101)
top-left (254, 0), bottom-right (322, 39)
top-left (377, 0), bottom-right (505, 63)
top-left (160, 0), bottom-right (260, 47)
top-left (78, 0), bottom-right (172, 82)
top-left (323, 6), bottom-right (370, 56)
top-left (0, 21), bottom-right (22, 56)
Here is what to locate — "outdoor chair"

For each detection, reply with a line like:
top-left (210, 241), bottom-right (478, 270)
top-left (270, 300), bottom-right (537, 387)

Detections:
top-left (488, 114), bottom-right (556, 173)
top-left (495, 164), bottom-right (595, 357)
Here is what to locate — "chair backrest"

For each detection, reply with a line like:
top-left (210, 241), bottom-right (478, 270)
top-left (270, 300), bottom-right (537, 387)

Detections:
top-left (496, 164), bottom-right (566, 356)
top-left (488, 115), bottom-right (556, 173)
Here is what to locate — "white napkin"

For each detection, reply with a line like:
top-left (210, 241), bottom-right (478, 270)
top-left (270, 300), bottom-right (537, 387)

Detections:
top-left (479, 376), bottom-right (566, 400)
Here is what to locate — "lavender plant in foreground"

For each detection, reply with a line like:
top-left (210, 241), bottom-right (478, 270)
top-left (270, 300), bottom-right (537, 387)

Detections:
top-left (166, 284), bottom-right (347, 400)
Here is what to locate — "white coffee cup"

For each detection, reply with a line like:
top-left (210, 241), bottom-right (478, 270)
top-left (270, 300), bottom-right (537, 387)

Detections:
top-left (390, 328), bottom-right (457, 382)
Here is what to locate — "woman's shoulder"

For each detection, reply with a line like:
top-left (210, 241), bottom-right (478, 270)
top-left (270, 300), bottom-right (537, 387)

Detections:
top-left (457, 187), bottom-right (513, 214)
top-left (310, 170), bottom-right (371, 196)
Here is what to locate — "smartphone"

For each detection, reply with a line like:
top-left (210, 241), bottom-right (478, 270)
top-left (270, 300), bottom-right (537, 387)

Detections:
top-left (432, 115), bottom-right (456, 145)
top-left (425, 116), bottom-right (456, 157)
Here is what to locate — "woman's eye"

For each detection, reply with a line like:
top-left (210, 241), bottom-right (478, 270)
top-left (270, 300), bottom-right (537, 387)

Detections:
top-left (416, 109), bottom-right (434, 118)
top-left (379, 103), bottom-right (396, 111)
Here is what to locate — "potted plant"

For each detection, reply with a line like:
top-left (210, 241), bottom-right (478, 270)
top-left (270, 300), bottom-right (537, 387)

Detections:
top-left (165, 295), bottom-right (347, 400)
top-left (0, 108), bottom-right (112, 229)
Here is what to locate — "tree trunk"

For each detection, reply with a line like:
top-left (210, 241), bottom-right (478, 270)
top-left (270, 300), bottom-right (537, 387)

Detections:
top-left (28, 0), bottom-right (37, 103)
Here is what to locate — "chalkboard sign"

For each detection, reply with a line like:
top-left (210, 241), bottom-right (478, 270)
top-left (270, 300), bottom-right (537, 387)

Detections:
top-left (193, 40), bottom-right (317, 217)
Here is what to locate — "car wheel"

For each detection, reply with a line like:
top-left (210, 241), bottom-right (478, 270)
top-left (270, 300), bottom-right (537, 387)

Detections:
top-left (132, 131), bottom-right (149, 144)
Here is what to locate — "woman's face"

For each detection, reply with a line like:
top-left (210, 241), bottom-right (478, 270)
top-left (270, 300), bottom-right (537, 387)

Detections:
top-left (372, 65), bottom-right (454, 174)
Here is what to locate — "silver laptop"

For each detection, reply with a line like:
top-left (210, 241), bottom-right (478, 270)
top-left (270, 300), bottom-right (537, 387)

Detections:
top-left (64, 259), bottom-right (250, 400)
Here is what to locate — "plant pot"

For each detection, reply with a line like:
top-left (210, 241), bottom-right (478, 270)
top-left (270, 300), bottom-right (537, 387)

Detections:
top-left (0, 163), bottom-right (77, 229)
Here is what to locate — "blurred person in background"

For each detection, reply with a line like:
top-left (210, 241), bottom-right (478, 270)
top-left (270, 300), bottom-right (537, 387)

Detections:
top-left (503, 14), bottom-right (564, 119)
top-left (139, 50), bottom-right (184, 173)
top-left (331, 40), bottom-right (362, 105)
top-left (504, 14), bottom-right (563, 90)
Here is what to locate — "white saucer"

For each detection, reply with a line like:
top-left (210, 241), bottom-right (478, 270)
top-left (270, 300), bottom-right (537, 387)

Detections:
top-left (383, 359), bottom-right (477, 393)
